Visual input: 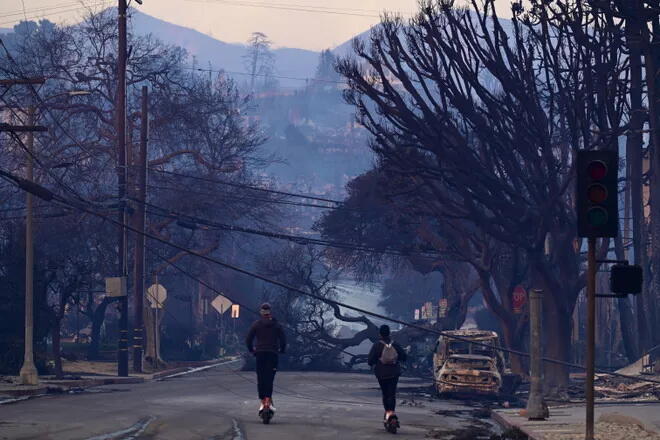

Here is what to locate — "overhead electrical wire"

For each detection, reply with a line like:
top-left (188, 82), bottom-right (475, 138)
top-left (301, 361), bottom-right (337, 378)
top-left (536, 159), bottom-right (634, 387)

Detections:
top-left (140, 198), bottom-right (438, 257)
top-left (3, 168), bottom-right (659, 386)
top-left (150, 168), bottom-right (343, 205)
top-left (0, 1), bottom-right (110, 19)
top-left (185, 66), bottom-right (347, 85)
top-left (0, 1), bottom-right (112, 27)
top-left (184, 0), bottom-right (382, 18)
top-left (147, 183), bottom-right (341, 210)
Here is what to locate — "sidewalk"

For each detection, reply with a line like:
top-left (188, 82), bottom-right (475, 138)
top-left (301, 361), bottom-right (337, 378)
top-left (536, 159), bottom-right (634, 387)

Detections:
top-left (0, 357), bottom-right (237, 401)
top-left (493, 402), bottom-right (660, 440)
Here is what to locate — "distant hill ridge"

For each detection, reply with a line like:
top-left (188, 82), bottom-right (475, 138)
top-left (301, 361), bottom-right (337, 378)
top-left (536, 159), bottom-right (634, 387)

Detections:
top-left (130, 9), bottom-right (320, 88)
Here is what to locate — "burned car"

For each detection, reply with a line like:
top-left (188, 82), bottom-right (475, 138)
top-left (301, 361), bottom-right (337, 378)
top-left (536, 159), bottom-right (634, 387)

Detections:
top-left (433, 329), bottom-right (506, 395)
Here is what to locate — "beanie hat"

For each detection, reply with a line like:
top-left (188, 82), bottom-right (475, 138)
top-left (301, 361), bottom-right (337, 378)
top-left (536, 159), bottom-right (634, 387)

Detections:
top-left (260, 303), bottom-right (272, 317)
top-left (379, 324), bottom-right (391, 338)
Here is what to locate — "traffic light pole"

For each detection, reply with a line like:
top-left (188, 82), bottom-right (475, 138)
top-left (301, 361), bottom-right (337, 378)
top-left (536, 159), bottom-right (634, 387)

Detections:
top-left (585, 236), bottom-right (596, 440)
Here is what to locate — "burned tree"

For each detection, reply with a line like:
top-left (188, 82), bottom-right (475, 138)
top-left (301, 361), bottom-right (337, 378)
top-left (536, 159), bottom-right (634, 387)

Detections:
top-left (336, 0), bottom-right (628, 392)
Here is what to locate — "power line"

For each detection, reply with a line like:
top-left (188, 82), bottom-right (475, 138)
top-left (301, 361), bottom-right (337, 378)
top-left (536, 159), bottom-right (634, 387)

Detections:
top-left (150, 168), bottom-right (343, 205)
top-left (185, 66), bottom-right (346, 85)
top-left (185, 0), bottom-right (381, 18)
top-left (141, 198), bottom-right (437, 257)
top-left (4, 168), bottom-right (659, 386)
top-left (0, 2), bottom-right (112, 27)
top-left (147, 183), bottom-right (341, 210)
top-left (0, 1), bottom-right (109, 19)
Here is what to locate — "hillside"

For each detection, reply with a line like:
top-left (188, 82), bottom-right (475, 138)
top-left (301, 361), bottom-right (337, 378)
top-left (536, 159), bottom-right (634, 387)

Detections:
top-left (130, 10), bottom-right (319, 88)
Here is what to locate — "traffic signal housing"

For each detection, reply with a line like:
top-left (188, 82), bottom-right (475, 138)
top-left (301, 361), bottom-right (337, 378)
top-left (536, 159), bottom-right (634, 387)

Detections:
top-left (577, 150), bottom-right (619, 238)
top-left (610, 264), bottom-right (643, 295)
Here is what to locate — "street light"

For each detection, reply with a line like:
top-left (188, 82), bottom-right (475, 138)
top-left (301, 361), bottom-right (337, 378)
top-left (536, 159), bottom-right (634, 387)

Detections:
top-left (18, 90), bottom-right (91, 386)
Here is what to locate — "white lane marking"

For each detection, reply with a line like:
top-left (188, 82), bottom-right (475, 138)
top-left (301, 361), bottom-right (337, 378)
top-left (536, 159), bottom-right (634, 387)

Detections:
top-left (231, 419), bottom-right (245, 440)
top-left (84, 416), bottom-right (155, 440)
top-left (157, 359), bottom-right (241, 381)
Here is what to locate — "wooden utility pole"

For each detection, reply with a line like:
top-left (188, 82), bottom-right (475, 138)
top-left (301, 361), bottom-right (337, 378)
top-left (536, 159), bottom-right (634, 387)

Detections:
top-left (132, 86), bottom-right (148, 373)
top-left (116, 0), bottom-right (129, 377)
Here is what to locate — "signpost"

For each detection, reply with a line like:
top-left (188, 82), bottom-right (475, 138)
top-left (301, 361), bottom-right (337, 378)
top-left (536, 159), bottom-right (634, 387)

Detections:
top-left (146, 283), bottom-right (167, 365)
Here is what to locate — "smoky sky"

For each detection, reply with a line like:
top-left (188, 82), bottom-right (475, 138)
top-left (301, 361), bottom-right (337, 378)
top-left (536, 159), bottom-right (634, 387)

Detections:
top-left (1, 0), bottom-right (515, 50)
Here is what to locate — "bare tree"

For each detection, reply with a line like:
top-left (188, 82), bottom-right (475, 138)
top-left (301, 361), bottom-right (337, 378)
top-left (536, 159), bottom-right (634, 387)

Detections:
top-left (336, 0), bottom-right (628, 392)
top-left (243, 32), bottom-right (276, 92)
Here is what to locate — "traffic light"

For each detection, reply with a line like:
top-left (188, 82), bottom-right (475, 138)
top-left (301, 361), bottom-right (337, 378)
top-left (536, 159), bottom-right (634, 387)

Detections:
top-left (610, 264), bottom-right (643, 295)
top-left (577, 150), bottom-right (618, 238)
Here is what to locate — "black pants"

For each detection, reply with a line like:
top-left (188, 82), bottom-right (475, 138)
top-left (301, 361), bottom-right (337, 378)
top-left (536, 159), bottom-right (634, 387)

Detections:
top-left (255, 351), bottom-right (278, 399)
top-left (377, 376), bottom-right (399, 412)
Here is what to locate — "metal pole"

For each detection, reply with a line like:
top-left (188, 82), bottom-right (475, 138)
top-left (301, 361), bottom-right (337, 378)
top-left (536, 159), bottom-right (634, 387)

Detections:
top-left (116, 0), bottom-right (129, 377)
top-left (132, 86), bottom-right (148, 373)
top-left (19, 106), bottom-right (38, 385)
top-left (526, 288), bottom-right (547, 420)
top-left (585, 237), bottom-right (596, 440)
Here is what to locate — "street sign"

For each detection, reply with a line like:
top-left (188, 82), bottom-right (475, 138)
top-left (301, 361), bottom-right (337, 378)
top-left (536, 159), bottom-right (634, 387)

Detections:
top-left (438, 298), bottom-right (448, 318)
top-left (231, 304), bottom-right (240, 318)
top-left (414, 309), bottom-right (420, 320)
top-left (513, 286), bottom-right (527, 314)
top-left (211, 295), bottom-right (232, 314)
top-left (423, 301), bottom-right (433, 319)
top-left (105, 277), bottom-right (127, 297)
top-left (147, 283), bottom-right (167, 309)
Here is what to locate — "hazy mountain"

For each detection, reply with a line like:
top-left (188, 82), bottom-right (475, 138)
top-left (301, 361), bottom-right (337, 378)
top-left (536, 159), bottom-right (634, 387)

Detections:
top-left (130, 10), bottom-right (320, 88)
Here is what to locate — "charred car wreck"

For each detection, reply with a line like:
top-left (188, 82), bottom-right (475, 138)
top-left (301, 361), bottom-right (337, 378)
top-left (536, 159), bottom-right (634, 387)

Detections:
top-left (433, 330), bottom-right (507, 395)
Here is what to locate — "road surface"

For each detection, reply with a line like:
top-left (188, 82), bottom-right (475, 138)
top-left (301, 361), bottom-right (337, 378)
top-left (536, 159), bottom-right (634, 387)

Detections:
top-left (0, 360), bottom-right (501, 439)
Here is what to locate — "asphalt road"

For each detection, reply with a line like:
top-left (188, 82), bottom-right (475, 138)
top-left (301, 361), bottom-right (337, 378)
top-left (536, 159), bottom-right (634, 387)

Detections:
top-left (0, 360), bottom-right (501, 440)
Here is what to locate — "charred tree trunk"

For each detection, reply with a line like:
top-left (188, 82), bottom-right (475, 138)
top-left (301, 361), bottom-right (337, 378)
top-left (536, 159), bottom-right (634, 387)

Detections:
top-left (52, 319), bottom-right (63, 379)
top-left (644, 14), bottom-right (660, 348)
top-left (625, 1), bottom-right (652, 353)
top-left (88, 296), bottom-right (115, 360)
top-left (542, 293), bottom-right (571, 396)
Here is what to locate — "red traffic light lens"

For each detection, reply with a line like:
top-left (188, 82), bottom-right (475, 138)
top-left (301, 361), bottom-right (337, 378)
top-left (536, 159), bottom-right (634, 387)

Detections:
top-left (587, 207), bottom-right (608, 226)
top-left (587, 160), bottom-right (607, 180)
top-left (587, 184), bottom-right (608, 204)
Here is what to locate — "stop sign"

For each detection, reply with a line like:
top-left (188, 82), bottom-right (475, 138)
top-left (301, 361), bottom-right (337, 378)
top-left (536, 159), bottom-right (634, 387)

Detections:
top-left (513, 286), bottom-right (526, 314)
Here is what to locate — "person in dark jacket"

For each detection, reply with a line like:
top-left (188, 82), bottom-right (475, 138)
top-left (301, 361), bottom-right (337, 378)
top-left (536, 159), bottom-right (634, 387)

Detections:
top-left (368, 324), bottom-right (407, 423)
top-left (246, 303), bottom-right (286, 414)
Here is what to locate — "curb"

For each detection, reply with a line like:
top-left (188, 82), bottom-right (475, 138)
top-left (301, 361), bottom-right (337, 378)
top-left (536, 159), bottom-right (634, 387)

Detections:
top-left (491, 410), bottom-right (541, 440)
top-left (0, 358), bottom-right (236, 400)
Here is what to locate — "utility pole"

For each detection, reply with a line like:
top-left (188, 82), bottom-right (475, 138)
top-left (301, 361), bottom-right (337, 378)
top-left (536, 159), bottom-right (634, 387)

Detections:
top-left (132, 86), bottom-right (148, 373)
top-left (116, 0), bottom-right (129, 377)
top-left (19, 106), bottom-right (39, 386)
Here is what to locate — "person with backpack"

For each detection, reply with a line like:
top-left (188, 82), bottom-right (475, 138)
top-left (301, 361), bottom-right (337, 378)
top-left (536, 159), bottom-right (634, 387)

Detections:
top-left (246, 303), bottom-right (286, 418)
top-left (368, 324), bottom-right (407, 429)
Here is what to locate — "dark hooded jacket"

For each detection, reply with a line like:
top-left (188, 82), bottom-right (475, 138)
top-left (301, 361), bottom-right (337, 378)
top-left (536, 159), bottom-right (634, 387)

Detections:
top-left (246, 317), bottom-right (286, 353)
top-left (367, 337), bottom-right (407, 379)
